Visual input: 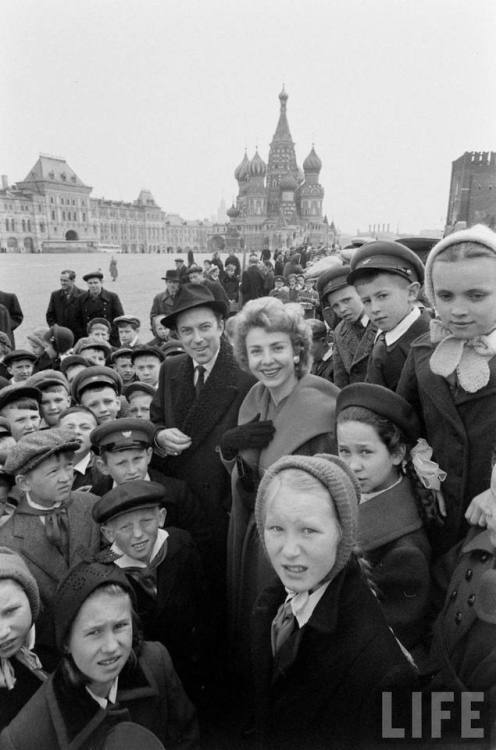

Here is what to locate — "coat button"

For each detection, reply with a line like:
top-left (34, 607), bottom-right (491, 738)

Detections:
top-left (455, 612), bottom-right (462, 624)
top-left (465, 569), bottom-right (473, 581)
top-left (450, 590), bottom-right (458, 601)
top-left (467, 594), bottom-right (476, 606)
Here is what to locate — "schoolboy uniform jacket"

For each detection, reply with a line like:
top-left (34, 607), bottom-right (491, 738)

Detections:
top-left (0, 641), bottom-right (199, 750)
top-left (366, 310), bottom-right (431, 391)
top-left (0, 490), bottom-right (100, 666)
top-left (397, 332), bottom-right (496, 552)
top-left (358, 476), bottom-right (431, 653)
top-left (333, 316), bottom-right (377, 388)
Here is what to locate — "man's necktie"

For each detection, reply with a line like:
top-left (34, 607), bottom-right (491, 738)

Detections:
top-left (195, 365), bottom-right (206, 399)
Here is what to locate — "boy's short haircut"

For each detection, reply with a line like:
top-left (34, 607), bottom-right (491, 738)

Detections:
top-left (1, 398), bottom-right (40, 413)
top-left (41, 384), bottom-right (70, 396)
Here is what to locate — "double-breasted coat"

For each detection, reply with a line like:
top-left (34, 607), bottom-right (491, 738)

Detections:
top-left (45, 286), bottom-right (84, 339)
top-left (397, 332), bottom-right (496, 552)
top-left (0, 291), bottom-right (23, 347)
top-left (76, 288), bottom-right (124, 345)
top-left (251, 558), bottom-right (419, 750)
top-left (0, 490), bottom-right (100, 668)
top-left (0, 641), bottom-right (199, 750)
top-left (333, 316), bottom-right (377, 388)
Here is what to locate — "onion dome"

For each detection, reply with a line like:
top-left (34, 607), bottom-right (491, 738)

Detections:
top-left (227, 203), bottom-right (240, 219)
top-left (235, 152), bottom-right (250, 182)
top-left (279, 173), bottom-right (298, 191)
top-left (303, 146), bottom-right (322, 173)
top-left (249, 150), bottom-right (266, 177)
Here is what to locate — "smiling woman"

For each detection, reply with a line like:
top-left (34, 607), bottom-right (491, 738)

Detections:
top-left (0, 560), bottom-right (200, 750)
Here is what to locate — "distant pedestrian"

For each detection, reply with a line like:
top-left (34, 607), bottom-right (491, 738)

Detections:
top-left (109, 255), bottom-right (118, 282)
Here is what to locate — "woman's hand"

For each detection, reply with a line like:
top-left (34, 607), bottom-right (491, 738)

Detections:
top-left (155, 427), bottom-right (192, 456)
top-left (220, 414), bottom-right (275, 460)
top-left (465, 488), bottom-right (495, 527)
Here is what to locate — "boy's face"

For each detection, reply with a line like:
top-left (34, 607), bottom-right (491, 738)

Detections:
top-left (118, 325), bottom-right (137, 346)
top-left (134, 356), bottom-right (161, 387)
top-left (17, 451), bottom-right (74, 507)
top-left (113, 356), bottom-right (135, 383)
top-left (89, 325), bottom-right (110, 343)
top-left (102, 505), bottom-right (166, 562)
top-left (2, 406), bottom-right (40, 441)
top-left (127, 394), bottom-right (152, 420)
top-left (98, 446), bottom-right (152, 484)
top-left (59, 411), bottom-right (97, 458)
top-left (80, 387), bottom-right (120, 424)
top-left (356, 274), bottom-right (418, 332)
top-left (8, 359), bottom-right (34, 382)
top-left (432, 257), bottom-right (496, 339)
top-left (327, 285), bottom-right (363, 323)
top-left (82, 348), bottom-right (106, 366)
top-left (40, 386), bottom-right (71, 426)
top-left (152, 317), bottom-right (169, 341)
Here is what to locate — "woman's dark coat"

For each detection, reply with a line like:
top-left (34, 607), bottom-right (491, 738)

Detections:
top-left (0, 641), bottom-right (199, 750)
top-left (251, 559), bottom-right (419, 750)
top-left (397, 332), bottom-right (496, 552)
top-left (0, 661), bottom-right (46, 731)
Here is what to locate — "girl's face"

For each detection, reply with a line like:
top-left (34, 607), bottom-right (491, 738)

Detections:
top-left (0, 580), bottom-right (32, 659)
top-left (245, 328), bottom-right (298, 401)
top-left (68, 589), bottom-right (133, 698)
top-left (432, 256), bottom-right (496, 339)
top-left (337, 420), bottom-right (403, 494)
top-left (264, 481), bottom-right (341, 593)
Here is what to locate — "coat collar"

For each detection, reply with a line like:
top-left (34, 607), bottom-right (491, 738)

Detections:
top-left (358, 477), bottom-right (423, 552)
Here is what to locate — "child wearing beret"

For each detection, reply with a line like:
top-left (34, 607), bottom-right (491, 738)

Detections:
top-left (336, 383), bottom-right (438, 658)
top-left (251, 453), bottom-right (418, 750)
top-left (397, 225), bottom-right (496, 552)
top-left (0, 547), bottom-right (47, 730)
top-left (93, 480), bottom-right (209, 703)
top-left (0, 559), bottom-right (199, 750)
top-left (348, 239), bottom-right (431, 392)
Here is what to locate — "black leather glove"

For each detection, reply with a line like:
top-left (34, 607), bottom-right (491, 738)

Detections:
top-left (220, 414), bottom-right (276, 460)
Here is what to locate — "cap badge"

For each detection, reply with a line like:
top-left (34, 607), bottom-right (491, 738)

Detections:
top-left (361, 258), bottom-right (372, 265)
top-left (121, 431), bottom-right (132, 438)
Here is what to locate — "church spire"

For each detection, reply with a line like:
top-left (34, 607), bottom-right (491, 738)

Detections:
top-left (272, 85), bottom-right (292, 143)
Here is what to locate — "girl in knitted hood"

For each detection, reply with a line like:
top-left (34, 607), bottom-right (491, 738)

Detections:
top-left (0, 546), bottom-right (47, 730)
top-left (397, 224), bottom-right (496, 552)
top-left (251, 453), bottom-right (418, 750)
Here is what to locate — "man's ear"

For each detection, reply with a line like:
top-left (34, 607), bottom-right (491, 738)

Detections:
top-left (101, 524), bottom-right (116, 544)
top-left (145, 447), bottom-right (153, 467)
top-left (158, 507), bottom-right (167, 528)
top-left (407, 281), bottom-right (421, 302)
top-left (16, 474), bottom-right (31, 493)
top-left (96, 456), bottom-right (111, 476)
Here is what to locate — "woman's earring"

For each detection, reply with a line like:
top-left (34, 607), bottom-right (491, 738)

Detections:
top-left (293, 355), bottom-right (300, 364)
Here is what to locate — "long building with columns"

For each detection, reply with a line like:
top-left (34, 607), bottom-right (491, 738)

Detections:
top-left (225, 88), bottom-right (330, 253)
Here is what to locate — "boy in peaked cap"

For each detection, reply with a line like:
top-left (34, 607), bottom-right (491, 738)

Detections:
top-left (89, 418), bottom-right (210, 560)
top-left (124, 381), bottom-right (155, 420)
top-left (348, 240), bottom-right (431, 391)
top-left (111, 347), bottom-right (136, 385)
top-left (93, 479), bottom-right (209, 700)
top-left (71, 365), bottom-right (123, 424)
top-left (0, 428), bottom-right (100, 668)
top-left (317, 265), bottom-right (376, 387)
top-left (114, 315), bottom-right (142, 349)
top-left (26, 370), bottom-right (71, 427)
top-left (0, 385), bottom-right (41, 442)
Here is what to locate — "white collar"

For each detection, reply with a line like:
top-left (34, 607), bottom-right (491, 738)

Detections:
top-left (111, 527), bottom-right (169, 569)
top-left (192, 346), bottom-right (220, 380)
top-left (285, 581), bottom-right (331, 628)
top-left (359, 313), bottom-right (370, 328)
top-left (360, 474), bottom-right (403, 503)
top-left (380, 307), bottom-right (420, 346)
top-left (73, 452), bottom-right (92, 475)
top-left (86, 677), bottom-right (118, 708)
top-left (25, 492), bottom-right (61, 511)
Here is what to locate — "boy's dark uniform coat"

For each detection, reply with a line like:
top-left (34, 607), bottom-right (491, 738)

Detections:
top-left (333, 317), bottom-right (377, 388)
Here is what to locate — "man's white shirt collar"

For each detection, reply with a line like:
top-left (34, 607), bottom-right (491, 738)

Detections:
top-left (375, 306), bottom-right (421, 346)
top-left (192, 345), bottom-right (220, 382)
top-left (111, 527), bottom-right (169, 569)
top-left (73, 452), bottom-right (92, 475)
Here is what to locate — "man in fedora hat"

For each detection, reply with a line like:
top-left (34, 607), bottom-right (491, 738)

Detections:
top-left (149, 269), bottom-right (181, 325)
top-left (150, 283), bottom-right (255, 654)
top-left (76, 271), bottom-right (124, 346)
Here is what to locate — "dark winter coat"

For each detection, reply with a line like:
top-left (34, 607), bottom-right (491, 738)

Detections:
top-left (149, 290), bottom-right (176, 324)
top-left (0, 490), bottom-right (100, 668)
top-left (0, 660), bottom-right (46, 731)
top-left (240, 265), bottom-right (265, 304)
top-left (397, 332), bottom-right (496, 552)
top-left (0, 291), bottom-right (23, 347)
top-left (0, 641), bottom-right (199, 750)
top-left (76, 288), bottom-right (124, 345)
top-left (366, 310), bottom-right (431, 391)
top-left (251, 558), bottom-right (419, 750)
top-left (45, 286), bottom-right (84, 339)
top-left (359, 476), bottom-right (432, 652)
top-left (333, 316), bottom-right (377, 388)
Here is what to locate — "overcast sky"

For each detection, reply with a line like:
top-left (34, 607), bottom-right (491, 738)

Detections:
top-left (1, 0), bottom-right (495, 234)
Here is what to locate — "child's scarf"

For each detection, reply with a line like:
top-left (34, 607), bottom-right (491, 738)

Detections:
top-left (0, 627), bottom-right (46, 690)
top-left (429, 319), bottom-right (496, 393)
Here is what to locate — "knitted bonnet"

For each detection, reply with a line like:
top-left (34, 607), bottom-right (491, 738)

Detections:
top-left (424, 224), bottom-right (496, 306)
top-left (255, 453), bottom-right (361, 583)
top-left (0, 546), bottom-right (40, 621)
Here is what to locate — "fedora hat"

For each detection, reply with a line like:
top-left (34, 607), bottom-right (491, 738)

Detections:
top-left (162, 283), bottom-right (227, 329)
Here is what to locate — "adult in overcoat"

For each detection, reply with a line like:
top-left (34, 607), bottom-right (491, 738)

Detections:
top-left (76, 271), bottom-right (124, 346)
top-left (0, 291), bottom-right (23, 347)
top-left (397, 333), bottom-right (496, 552)
top-left (240, 256), bottom-right (265, 304)
top-left (45, 270), bottom-right (84, 340)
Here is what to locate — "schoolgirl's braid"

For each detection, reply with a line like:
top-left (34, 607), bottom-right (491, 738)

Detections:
top-left (403, 458), bottom-right (445, 529)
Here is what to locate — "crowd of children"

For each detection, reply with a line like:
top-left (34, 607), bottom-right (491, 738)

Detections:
top-left (1, 227), bottom-right (496, 747)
